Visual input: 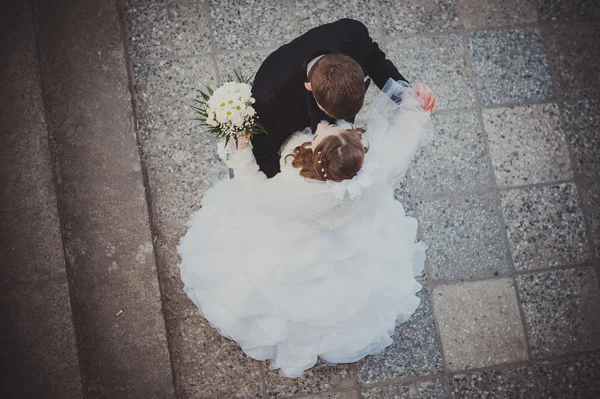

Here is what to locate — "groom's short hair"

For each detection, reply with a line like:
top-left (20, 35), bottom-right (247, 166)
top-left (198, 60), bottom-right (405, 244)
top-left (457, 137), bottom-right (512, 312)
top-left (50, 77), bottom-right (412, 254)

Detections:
top-left (308, 54), bottom-right (365, 120)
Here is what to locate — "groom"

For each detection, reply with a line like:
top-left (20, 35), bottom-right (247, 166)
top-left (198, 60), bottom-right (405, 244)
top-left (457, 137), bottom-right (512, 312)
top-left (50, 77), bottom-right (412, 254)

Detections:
top-left (251, 18), bottom-right (437, 178)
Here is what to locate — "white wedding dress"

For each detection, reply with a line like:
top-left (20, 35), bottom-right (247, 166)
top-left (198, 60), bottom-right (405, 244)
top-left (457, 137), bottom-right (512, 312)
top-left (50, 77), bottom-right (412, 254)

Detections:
top-left (178, 80), bottom-right (434, 378)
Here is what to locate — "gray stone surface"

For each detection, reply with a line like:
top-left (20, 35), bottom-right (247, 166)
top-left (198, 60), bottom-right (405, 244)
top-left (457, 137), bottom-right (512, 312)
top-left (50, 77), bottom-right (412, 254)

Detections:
top-left (146, 139), bottom-right (228, 231)
top-left (296, 391), bottom-right (359, 399)
top-left (500, 184), bottom-right (590, 270)
top-left (0, 1), bottom-right (82, 397)
top-left (409, 111), bottom-right (492, 196)
top-left (295, 0), bottom-right (378, 35)
top-left (217, 50), bottom-right (274, 82)
top-left (0, 278), bottom-right (83, 399)
top-left (210, 0), bottom-right (297, 50)
top-left (468, 28), bottom-right (554, 106)
top-left (449, 365), bottom-right (536, 398)
top-left (379, 0), bottom-right (460, 35)
top-left (432, 279), bottom-right (528, 371)
top-left (542, 23), bottom-right (600, 100)
top-left (387, 34), bottom-right (475, 111)
top-left (418, 194), bottom-right (510, 283)
top-left (483, 103), bottom-right (573, 187)
top-left (133, 57), bottom-right (218, 142)
top-left (33, 0), bottom-right (176, 396)
top-left (538, 0), bottom-right (600, 22)
top-left (517, 267), bottom-right (600, 358)
top-left (584, 181), bottom-right (600, 257)
top-left (167, 315), bottom-right (263, 398)
top-left (457, 0), bottom-right (537, 28)
top-left (265, 362), bottom-right (354, 398)
top-left (126, 0), bottom-right (212, 58)
top-left (536, 353), bottom-right (600, 398)
top-left (560, 100), bottom-right (600, 178)
top-left (362, 379), bottom-right (447, 398)
top-left (357, 290), bottom-right (444, 384)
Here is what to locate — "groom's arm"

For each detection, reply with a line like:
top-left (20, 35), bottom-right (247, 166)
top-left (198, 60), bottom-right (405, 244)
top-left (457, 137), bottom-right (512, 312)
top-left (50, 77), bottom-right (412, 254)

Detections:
top-left (340, 19), bottom-right (409, 89)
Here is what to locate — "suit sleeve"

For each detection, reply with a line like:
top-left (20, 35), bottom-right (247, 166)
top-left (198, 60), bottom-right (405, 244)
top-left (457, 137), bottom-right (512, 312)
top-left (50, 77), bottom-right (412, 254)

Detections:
top-left (341, 19), bottom-right (409, 90)
top-left (251, 98), bottom-right (289, 178)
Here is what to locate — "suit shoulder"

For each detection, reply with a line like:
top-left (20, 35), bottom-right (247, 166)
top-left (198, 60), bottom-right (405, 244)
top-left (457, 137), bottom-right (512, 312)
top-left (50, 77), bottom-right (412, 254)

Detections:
top-left (334, 18), bottom-right (370, 37)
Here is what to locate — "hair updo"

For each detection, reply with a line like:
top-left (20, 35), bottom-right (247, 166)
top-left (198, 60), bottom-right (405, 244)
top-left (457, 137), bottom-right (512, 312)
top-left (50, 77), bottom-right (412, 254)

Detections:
top-left (285, 128), bottom-right (369, 182)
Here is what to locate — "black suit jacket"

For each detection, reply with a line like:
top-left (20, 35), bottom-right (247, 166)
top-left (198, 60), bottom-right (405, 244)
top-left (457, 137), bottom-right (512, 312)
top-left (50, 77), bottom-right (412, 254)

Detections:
top-left (251, 18), bottom-right (407, 178)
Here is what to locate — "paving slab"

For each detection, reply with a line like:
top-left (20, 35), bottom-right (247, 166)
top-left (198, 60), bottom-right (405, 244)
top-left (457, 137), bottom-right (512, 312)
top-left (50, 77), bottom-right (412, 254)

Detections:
top-left (560, 99), bottom-right (600, 179)
top-left (432, 279), bottom-right (529, 371)
top-left (536, 352), bottom-right (600, 398)
top-left (500, 183), bottom-right (590, 271)
top-left (357, 290), bottom-right (444, 384)
top-left (468, 28), bottom-right (554, 106)
top-left (483, 103), bottom-right (572, 187)
top-left (362, 379), bottom-right (446, 398)
top-left (167, 314), bottom-right (264, 398)
top-left (583, 180), bottom-right (600, 258)
top-left (125, 0), bottom-right (212, 58)
top-left (210, 0), bottom-right (297, 50)
top-left (295, 0), bottom-right (379, 35)
top-left (517, 267), bottom-right (600, 358)
top-left (265, 362), bottom-right (354, 398)
top-left (542, 23), bottom-right (600, 100)
top-left (418, 194), bottom-right (510, 283)
top-left (409, 111), bottom-right (492, 196)
top-left (457, 0), bottom-right (537, 28)
top-left (449, 365), bottom-right (536, 398)
top-left (538, 0), bottom-right (600, 22)
top-left (33, 0), bottom-right (175, 396)
top-left (378, 0), bottom-right (460, 35)
top-left (386, 34), bottom-right (475, 111)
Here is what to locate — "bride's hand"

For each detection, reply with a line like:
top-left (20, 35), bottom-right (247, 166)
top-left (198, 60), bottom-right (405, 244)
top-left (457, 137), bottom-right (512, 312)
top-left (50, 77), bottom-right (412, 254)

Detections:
top-left (230, 133), bottom-right (250, 150)
top-left (414, 83), bottom-right (438, 114)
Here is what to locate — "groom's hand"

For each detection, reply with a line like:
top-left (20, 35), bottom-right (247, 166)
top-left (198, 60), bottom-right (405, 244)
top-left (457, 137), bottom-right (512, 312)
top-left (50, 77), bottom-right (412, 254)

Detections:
top-left (414, 83), bottom-right (438, 114)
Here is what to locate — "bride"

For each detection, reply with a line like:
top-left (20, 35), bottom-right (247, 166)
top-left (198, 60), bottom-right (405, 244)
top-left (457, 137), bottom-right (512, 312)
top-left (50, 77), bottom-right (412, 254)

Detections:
top-left (178, 79), bottom-right (434, 378)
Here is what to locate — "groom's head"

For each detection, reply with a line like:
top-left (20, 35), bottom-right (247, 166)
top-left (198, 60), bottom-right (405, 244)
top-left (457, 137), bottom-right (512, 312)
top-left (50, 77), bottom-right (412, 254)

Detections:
top-left (305, 54), bottom-right (365, 120)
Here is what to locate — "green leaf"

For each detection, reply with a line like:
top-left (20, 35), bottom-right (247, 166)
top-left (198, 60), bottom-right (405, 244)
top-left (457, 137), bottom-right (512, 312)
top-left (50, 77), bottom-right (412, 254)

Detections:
top-left (200, 91), bottom-right (210, 101)
top-left (206, 86), bottom-right (214, 96)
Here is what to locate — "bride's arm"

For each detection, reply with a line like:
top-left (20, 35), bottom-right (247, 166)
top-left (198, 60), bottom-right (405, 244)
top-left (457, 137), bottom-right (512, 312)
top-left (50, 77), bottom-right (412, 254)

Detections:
top-left (218, 141), bottom-right (266, 182)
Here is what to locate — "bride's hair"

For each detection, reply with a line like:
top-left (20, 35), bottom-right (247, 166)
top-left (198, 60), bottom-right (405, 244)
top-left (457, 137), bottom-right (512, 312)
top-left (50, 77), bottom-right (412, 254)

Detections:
top-left (285, 128), bottom-right (369, 182)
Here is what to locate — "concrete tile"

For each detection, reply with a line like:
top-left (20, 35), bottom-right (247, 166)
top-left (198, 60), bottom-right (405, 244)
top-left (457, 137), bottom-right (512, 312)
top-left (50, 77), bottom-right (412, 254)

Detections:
top-left (419, 194), bottom-right (510, 283)
top-left (358, 290), bottom-right (444, 384)
top-left (542, 24), bottom-right (600, 100)
top-left (167, 314), bottom-right (263, 398)
top-left (125, 0), bottom-right (212, 58)
top-left (295, 0), bottom-right (378, 35)
top-left (145, 139), bottom-right (228, 232)
top-left (500, 183), bottom-right (590, 271)
top-left (154, 235), bottom-right (199, 321)
top-left (536, 353), bottom-right (600, 398)
top-left (432, 279), bottom-right (528, 371)
top-left (449, 365), bottom-right (536, 398)
top-left (133, 57), bottom-right (218, 142)
top-left (409, 111), bottom-right (492, 196)
top-left (584, 181), bottom-right (600, 257)
top-left (560, 99), bottom-right (600, 178)
top-left (216, 49), bottom-right (273, 83)
top-left (265, 362), bottom-right (354, 398)
top-left (0, 278), bottom-right (82, 398)
top-left (538, 0), bottom-right (600, 22)
top-left (210, 0), bottom-right (297, 50)
top-left (379, 0), bottom-right (459, 35)
top-left (0, 208), bottom-right (66, 283)
top-left (457, 0), bottom-right (537, 28)
top-left (387, 34), bottom-right (475, 111)
top-left (362, 379), bottom-right (446, 399)
top-left (468, 28), bottom-right (554, 106)
top-left (296, 391), bottom-right (359, 399)
top-left (483, 103), bottom-right (572, 187)
top-left (517, 267), bottom-right (600, 358)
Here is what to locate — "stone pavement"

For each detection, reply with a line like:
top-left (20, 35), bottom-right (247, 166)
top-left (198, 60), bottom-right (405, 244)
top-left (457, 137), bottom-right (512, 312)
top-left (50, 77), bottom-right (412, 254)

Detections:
top-left (123, 1), bottom-right (600, 398)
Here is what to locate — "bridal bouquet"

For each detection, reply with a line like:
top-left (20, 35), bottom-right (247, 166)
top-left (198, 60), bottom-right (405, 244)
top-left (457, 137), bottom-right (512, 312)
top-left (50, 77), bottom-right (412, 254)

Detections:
top-left (192, 71), bottom-right (266, 147)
